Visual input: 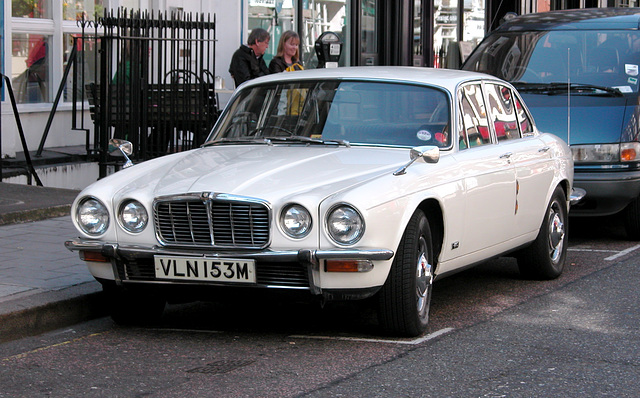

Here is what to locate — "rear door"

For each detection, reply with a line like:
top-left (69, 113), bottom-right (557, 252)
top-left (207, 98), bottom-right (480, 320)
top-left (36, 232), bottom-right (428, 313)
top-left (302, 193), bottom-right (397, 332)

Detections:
top-left (483, 82), bottom-right (556, 237)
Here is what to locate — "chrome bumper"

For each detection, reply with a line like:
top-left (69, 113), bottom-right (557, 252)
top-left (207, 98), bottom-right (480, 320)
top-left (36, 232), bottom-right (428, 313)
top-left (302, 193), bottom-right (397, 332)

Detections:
top-left (65, 239), bottom-right (394, 297)
top-left (64, 239), bottom-right (394, 263)
top-left (570, 187), bottom-right (586, 206)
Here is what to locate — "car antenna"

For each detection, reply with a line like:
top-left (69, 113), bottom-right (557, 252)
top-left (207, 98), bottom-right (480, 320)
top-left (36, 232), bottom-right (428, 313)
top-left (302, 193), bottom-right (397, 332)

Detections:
top-left (567, 48), bottom-right (571, 145)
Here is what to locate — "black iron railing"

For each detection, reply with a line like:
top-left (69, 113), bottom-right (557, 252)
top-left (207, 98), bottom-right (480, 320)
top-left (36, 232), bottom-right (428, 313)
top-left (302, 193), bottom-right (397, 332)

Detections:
top-left (78, 9), bottom-right (219, 178)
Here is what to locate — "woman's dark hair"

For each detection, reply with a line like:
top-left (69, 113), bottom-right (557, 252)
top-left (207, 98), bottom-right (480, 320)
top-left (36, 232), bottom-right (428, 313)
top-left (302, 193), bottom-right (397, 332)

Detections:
top-left (248, 28), bottom-right (270, 45)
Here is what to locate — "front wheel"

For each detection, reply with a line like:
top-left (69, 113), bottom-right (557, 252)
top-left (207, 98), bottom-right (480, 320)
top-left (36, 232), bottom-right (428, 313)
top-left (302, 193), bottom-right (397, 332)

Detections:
top-left (517, 186), bottom-right (568, 280)
top-left (378, 210), bottom-right (434, 337)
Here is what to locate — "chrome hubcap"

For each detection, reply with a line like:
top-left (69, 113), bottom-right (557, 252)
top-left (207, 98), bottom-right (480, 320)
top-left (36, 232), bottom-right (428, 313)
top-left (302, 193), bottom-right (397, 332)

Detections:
top-left (416, 250), bottom-right (433, 315)
top-left (548, 203), bottom-right (565, 263)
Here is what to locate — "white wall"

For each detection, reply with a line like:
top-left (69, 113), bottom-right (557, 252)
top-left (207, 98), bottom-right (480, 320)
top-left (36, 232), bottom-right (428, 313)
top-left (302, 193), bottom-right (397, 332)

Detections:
top-left (1, 107), bottom-right (93, 158)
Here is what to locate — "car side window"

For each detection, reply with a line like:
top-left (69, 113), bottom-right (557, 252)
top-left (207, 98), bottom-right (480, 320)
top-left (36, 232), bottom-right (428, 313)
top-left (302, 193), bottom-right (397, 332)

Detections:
top-left (513, 94), bottom-right (534, 136)
top-left (458, 83), bottom-right (490, 149)
top-left (485, 83), bottom-right (521, 141)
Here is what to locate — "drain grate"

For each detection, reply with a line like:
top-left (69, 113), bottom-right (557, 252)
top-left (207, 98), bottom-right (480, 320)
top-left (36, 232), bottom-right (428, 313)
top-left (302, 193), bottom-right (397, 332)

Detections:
top-left (186, 359), bottom-right (255, 375)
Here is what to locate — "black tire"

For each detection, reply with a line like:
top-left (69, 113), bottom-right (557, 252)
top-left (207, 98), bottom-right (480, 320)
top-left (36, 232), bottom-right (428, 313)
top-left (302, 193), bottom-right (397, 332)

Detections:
top-left (378, 209), bottom-right (434, 337)
top-left (624, 196), bottom-right (640, 240)
top-left (517, 186), bottom-right (568, 280)
top-left (103, 286), bottom-right (166, 326)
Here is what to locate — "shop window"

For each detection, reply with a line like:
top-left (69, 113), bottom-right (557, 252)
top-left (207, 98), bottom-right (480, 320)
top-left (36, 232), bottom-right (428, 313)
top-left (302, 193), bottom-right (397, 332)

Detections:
top-left (248, 0), bottom-right (295, 66)
top-left (302, 0), bottom-right (347, 67)
top-left (63, 33), bottom-right (97, 102)
top-left (247, 0), bottom-right (347, 68)
top-left (462, 0), bottom-right (485, 59)
top-left (433, 0), bottom-right (457, 68)
top-left (11, 0), bottom-right (51, 18)
top-left (63, 0), bottom-right (105, 21)
top-left (12, 33), bottom-right (51, 103)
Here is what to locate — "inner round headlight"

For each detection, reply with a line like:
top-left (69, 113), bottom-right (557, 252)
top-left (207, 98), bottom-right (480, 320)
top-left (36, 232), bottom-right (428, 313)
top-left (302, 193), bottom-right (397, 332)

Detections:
top-left (327, 204), bottom-right (364, 245)
top-left (281, 204), bottom-right (312, 238)
top-left (76, 197), bottom-right (109, 236)
top-left (118, 199), bottom-right (148, 233)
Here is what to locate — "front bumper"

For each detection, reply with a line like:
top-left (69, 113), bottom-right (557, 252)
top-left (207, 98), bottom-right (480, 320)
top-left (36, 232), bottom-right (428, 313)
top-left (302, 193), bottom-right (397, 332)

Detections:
top-left (65, 239), bottom-right (394, 299)
top-left (571, 168), bottom-right (640, 216)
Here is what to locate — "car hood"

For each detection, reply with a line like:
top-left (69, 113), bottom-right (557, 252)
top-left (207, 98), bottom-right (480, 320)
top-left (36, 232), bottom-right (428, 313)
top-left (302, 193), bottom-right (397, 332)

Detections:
top-left (521, 94), bottom-right (634, 144)
top-left (117, 145), bottom-right (408, 202)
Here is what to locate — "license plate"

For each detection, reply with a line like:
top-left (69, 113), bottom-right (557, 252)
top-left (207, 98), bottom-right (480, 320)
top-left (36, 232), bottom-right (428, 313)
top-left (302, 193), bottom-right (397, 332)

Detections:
top-left (154, 256), bottom-right (256, 284)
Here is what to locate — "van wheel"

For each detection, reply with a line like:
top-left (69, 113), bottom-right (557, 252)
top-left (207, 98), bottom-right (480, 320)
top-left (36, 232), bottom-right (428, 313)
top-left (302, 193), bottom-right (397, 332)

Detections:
top-left (624, 196), bottom-right (640, 240)
top-left (517, 187), bottom-right (568, 280)
top-left (378, 210), bottom-right (434, 337)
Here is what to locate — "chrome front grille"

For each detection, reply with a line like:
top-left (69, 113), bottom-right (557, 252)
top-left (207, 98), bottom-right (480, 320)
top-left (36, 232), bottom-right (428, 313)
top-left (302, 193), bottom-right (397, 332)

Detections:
top-left (154, 194), bottom-right (270, 249)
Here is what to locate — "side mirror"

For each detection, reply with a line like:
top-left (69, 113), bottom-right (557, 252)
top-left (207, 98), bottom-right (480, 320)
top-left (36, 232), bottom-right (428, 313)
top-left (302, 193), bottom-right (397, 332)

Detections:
top-left (108, 138), bottom-right (134, 168)
top-left (394, 145), bottom-right (440, 176)
top-left (410, 145), bottom-right (440, 164)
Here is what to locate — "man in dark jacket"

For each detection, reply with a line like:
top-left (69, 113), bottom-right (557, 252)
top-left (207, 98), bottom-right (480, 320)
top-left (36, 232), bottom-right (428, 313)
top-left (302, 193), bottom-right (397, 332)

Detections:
top-left (229, 28), bottom-right (271, 88)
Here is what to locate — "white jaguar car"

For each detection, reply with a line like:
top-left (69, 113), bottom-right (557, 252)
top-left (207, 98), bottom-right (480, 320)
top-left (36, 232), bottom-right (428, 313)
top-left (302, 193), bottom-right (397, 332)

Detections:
top-left (66, 67), bottom-right (583, 336)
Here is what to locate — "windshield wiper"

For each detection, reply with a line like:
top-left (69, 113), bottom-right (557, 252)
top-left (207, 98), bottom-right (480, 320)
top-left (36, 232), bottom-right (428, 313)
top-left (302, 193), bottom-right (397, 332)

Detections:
top-left (203, 137), bottom-right (273, 147)
top-left (263, 135), bottom-right (351, 147)
top-left (513, 82), bottom-right (623, 97)
top-left (566, 83), bottom-right (623, 97)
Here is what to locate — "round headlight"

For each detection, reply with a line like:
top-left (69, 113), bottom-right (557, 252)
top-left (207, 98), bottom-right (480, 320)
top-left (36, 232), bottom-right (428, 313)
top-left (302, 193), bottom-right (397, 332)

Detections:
top-left (118, 199), bottom-right (148, 233)
top-left (281, 204), bottom-right (312, 238)
top-left (76, 197), bottom-right (109, 236)
top-left (326, 204), bottom-right (364, 245)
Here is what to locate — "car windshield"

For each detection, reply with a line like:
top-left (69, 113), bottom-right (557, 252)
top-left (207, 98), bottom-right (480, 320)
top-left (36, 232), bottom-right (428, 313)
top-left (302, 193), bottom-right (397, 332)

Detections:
top-left (463, 30), bottom-right (640, 94)
top-left (206, 80), bottom-right (452, 148)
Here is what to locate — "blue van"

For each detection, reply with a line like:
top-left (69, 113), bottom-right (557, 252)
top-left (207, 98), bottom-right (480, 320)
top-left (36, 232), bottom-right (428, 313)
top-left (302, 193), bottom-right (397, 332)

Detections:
top-left (462, 8), bottom-right (640, 239)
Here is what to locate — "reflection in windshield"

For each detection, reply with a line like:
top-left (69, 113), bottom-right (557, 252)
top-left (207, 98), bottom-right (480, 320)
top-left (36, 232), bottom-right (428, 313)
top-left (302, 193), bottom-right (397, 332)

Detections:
top-left (464, 30), bottom-right (640, 93)
top-left (207, 80), bottom-right (452, 148)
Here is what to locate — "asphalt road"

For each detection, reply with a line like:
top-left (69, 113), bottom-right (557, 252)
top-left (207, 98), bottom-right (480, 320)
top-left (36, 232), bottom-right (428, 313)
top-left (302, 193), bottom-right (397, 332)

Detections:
top-left (0, 215), bottom-right (638, 397)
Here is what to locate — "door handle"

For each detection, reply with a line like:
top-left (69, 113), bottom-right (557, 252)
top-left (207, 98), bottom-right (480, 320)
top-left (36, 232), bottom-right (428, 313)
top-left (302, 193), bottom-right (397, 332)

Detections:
top-left (500, 152), bottom-right (513, 159)
top-left (538, 146), bottom-right (551, 153)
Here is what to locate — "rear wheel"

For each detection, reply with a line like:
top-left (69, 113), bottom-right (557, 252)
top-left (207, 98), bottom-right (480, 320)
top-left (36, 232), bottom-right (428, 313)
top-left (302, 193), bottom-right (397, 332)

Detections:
top-left (378, 210), bottom-right (434, 337)
top-left (517, 186), bottom-right (568, 280)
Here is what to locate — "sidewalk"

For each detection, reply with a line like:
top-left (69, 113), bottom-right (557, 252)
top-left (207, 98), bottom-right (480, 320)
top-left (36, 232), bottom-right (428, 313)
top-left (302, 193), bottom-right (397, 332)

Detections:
top-left (0, 182), bottom-right (105, 343)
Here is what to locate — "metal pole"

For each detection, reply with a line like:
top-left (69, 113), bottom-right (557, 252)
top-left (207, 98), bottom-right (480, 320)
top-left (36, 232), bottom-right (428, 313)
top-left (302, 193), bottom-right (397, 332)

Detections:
top-left (0, 74), bottom-right (43, 186)
top-left (36, 45), bottom-right (78, 157)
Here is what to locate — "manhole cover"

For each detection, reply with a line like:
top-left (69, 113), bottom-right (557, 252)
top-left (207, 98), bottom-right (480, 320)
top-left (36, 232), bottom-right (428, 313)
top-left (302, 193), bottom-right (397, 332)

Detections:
top-left (186, 359), bottom-right (255, 375)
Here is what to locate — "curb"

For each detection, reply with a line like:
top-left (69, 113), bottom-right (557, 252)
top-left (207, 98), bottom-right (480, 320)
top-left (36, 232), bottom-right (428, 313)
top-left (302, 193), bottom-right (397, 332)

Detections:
top-left (0, 281), bottom-right (106, 343)
top-left (0, 205), bottom-right (71, 226)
